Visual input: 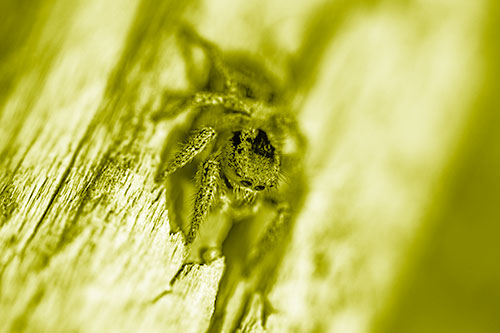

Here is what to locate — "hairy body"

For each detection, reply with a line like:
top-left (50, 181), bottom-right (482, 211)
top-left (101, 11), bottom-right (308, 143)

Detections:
top-left (156, 25), bottom-right (306, 267)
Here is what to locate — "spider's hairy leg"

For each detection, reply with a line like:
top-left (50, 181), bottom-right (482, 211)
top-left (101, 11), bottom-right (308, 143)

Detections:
top-left (268, 111), bottom-right (308, 173)
top-left (190, 91), bottom-right (275, 117)
top-left (193, 92), bottom-right (250, 113)
top-left (156, 127), bottom-right (216, 182)
top-left (245, 202), bottom-right (291, 273)
top-left (186, 157), bottom-right (221, 244)
top-left (150, 91), bottom-right (193, 121)
top-left (178, 24), bottom-right (241, 94)
top-left (271, 111), bottom-right (306, 144)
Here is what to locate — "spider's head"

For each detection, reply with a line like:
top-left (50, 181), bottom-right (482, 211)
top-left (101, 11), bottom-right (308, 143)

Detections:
top-left (223, 128), bottom-right (280, 192)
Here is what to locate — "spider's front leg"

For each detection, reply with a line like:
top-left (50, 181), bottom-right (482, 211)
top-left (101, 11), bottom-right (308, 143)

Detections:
top-left (186, 156), bottom-right (221, 245)
top-left (156, 127), bottom-right (216, 182)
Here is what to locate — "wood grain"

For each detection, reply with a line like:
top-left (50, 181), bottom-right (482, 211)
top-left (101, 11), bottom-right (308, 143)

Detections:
top-left (0, 0), bottom-right (489, 332)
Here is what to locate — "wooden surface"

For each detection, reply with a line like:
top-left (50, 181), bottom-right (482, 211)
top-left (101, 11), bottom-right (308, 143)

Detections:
top-left (1, 0), bottom-right (496, 332)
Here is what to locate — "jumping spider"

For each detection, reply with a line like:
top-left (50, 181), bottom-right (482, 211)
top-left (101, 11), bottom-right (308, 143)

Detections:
top-left (156, 25), bottom-right (306, 267)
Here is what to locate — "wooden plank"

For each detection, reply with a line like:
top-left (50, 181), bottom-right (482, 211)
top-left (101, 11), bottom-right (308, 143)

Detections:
top-left (0, 1), bottom-right (224, 331)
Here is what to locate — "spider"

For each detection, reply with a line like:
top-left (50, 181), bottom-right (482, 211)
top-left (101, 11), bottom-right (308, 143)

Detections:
top-left (155, 25), bottom-right (306, 267)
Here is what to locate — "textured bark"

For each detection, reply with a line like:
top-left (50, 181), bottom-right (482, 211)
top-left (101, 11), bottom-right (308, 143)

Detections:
top-left (0, 0), bottom-right (490, 332)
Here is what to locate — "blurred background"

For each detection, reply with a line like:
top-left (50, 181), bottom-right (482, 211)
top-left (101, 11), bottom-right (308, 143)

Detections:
top-left (1, 0), bottom-right (499, 332)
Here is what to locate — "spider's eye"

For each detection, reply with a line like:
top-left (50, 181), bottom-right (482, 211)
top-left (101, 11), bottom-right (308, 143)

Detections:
top-left (267, 92), bottom-right (275, 102)
top-left (240, 180), bottom-right (252, 187)
top-left (254, 185), bottom-right (265, 191)
top-left (245, 87), bottom-right (255, 99)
